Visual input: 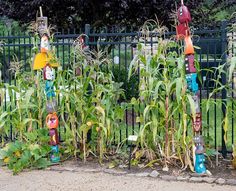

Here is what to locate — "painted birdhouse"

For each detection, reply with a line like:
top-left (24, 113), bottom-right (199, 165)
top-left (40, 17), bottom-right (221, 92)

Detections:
top-left (43, 64), bottom-right (54, 80)
top-left (40, 34), bottom-right (50, 53)
top-left (177, 3), bottom-right (191, 24)
top-left (36, 7), bottom-right (48, 36)
top-left (46, 113), bottom-right (59, 129)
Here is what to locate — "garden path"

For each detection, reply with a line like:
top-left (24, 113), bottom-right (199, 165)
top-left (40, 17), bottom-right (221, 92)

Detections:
top-left (0, 166), bottom-right (234, 191)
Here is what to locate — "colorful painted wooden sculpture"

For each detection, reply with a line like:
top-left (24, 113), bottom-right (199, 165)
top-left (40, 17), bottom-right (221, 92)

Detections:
top-left (176, 0), bottom-right (206, 174)
top-left (34, 7), bottom-right (60, 163)
top-left (33, 7), bottom-right (59, 70)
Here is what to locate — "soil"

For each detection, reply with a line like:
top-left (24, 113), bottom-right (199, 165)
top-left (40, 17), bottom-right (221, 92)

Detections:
top-left (205, 155), bottom-right (236, 179)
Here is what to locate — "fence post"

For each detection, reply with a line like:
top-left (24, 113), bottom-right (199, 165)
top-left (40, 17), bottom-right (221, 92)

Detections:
top-left (85, 24), bottom-right (90, 46)
top-left (221, 20), bottom-right (228, 158)
top-left (84, 24), bottom-right (91, 143)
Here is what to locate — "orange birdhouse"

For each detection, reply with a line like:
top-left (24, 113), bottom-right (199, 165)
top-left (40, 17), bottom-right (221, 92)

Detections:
top-left (184, 36), bottom-right (194, 55)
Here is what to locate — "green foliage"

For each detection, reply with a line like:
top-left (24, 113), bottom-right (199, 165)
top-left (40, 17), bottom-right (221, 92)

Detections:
top-left (57, 42), bottom-right (125, 163)
top-left (112, 64), bottom-right (139, 101)
top-left (0, 34), bottom-right (52, 174)
top-left (0, 129), bottom-right (51, 174)
top-left (0, 1), bottom-right (203, 29)
top-left (194, 0), bottom-right (236, 28)
top-left (0, 58), bottom-right (51, 174)
top-left (0, 29), bottom-right (124, 171)
top-left (0, 16), bottom-right (23, 34)
top-left (1, 15), bottom-right (236, 174)
top-left (127, 21), bottom-right (199, 170)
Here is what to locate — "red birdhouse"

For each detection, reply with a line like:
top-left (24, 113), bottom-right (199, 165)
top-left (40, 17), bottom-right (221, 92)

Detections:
top-left (176, 23), bottom-right (190, 40)
top-left (193, 113), bottom-right (202, 132)
top-left (49, 128), bottom-right (59, 145)
top-left (185, 54), bottom-right (196, 73)
top-left (177, 3), bottom-right (191, 24)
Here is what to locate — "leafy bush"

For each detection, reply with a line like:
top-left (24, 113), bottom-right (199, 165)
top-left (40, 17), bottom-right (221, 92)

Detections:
top-left (0, 129), bottom-right (51, 174)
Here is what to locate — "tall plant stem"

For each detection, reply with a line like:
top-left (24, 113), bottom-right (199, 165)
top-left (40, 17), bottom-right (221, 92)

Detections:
top-left (27, 112), bottom-right (33, 132)
top-left (83, 133), bottom-right (87, 163)
top-left (165, 96), bottom-right (169, 166)
top-left (171, 119), bottom-right (175, 153)
top-left (71, 116), bottom-right (78, 158)
top-left (36, 71), bottom-right (42, 128)
top-left (99, 131), bottom-right (103, 164)
top-left (16, 100), bottom-right (23, 141)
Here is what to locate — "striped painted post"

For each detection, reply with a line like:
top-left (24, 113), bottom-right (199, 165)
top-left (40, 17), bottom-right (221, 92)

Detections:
top-left (176, 1), bottom-right (206, 174)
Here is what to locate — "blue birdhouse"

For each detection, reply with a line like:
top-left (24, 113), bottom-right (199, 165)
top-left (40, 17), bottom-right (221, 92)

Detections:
top-left (195, 154), bottom-right (206, 174)
top-left (45, 80), bottom-right (56, 98)
top-left (186, 73), bottom-right (198, 94)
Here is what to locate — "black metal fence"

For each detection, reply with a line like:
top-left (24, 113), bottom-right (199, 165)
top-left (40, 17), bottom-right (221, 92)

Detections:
top-left (0, 21), bottom-right (234, 155)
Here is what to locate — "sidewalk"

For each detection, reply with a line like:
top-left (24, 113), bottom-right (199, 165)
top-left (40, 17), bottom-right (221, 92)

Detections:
top-left (0, 164), bottom-right (235, 191)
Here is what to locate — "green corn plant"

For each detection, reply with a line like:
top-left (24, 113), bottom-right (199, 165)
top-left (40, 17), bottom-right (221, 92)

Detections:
top-left (58, 40), bottom-right (125, 163)
top-left (4, 56), bottom-right (41, 141)
top-left (128, 20), bottom-right (197, 170)
top-left (205, 37), bottom-right (236, 151)
top-left (0, 57), bottom-right (51, 174)
top-left (0, 25), bottom-right (55, 173)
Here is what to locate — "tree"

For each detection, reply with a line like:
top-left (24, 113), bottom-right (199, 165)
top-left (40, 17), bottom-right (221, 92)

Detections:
top-left (193, 0), bottom-right (236, 28)
top-left (1, 0), bottom-right (233, 30)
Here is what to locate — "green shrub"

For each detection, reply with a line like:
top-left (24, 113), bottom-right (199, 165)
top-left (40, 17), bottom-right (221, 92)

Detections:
top-left (0, 129), bottom-right (51, 174)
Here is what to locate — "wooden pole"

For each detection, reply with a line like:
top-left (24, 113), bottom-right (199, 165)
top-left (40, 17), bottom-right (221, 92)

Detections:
top-left (39, 6), bottom-right (43, 17)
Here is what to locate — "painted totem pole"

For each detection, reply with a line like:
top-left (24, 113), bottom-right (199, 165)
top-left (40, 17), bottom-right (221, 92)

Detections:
top-left (33, 7), bottom-right (60, 163)
top-left (176, 1), bottom-right (206, 174)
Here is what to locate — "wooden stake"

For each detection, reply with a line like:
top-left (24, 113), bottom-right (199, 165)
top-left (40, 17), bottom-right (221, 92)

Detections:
top-left (39, 6), bottom-right (43, 17)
